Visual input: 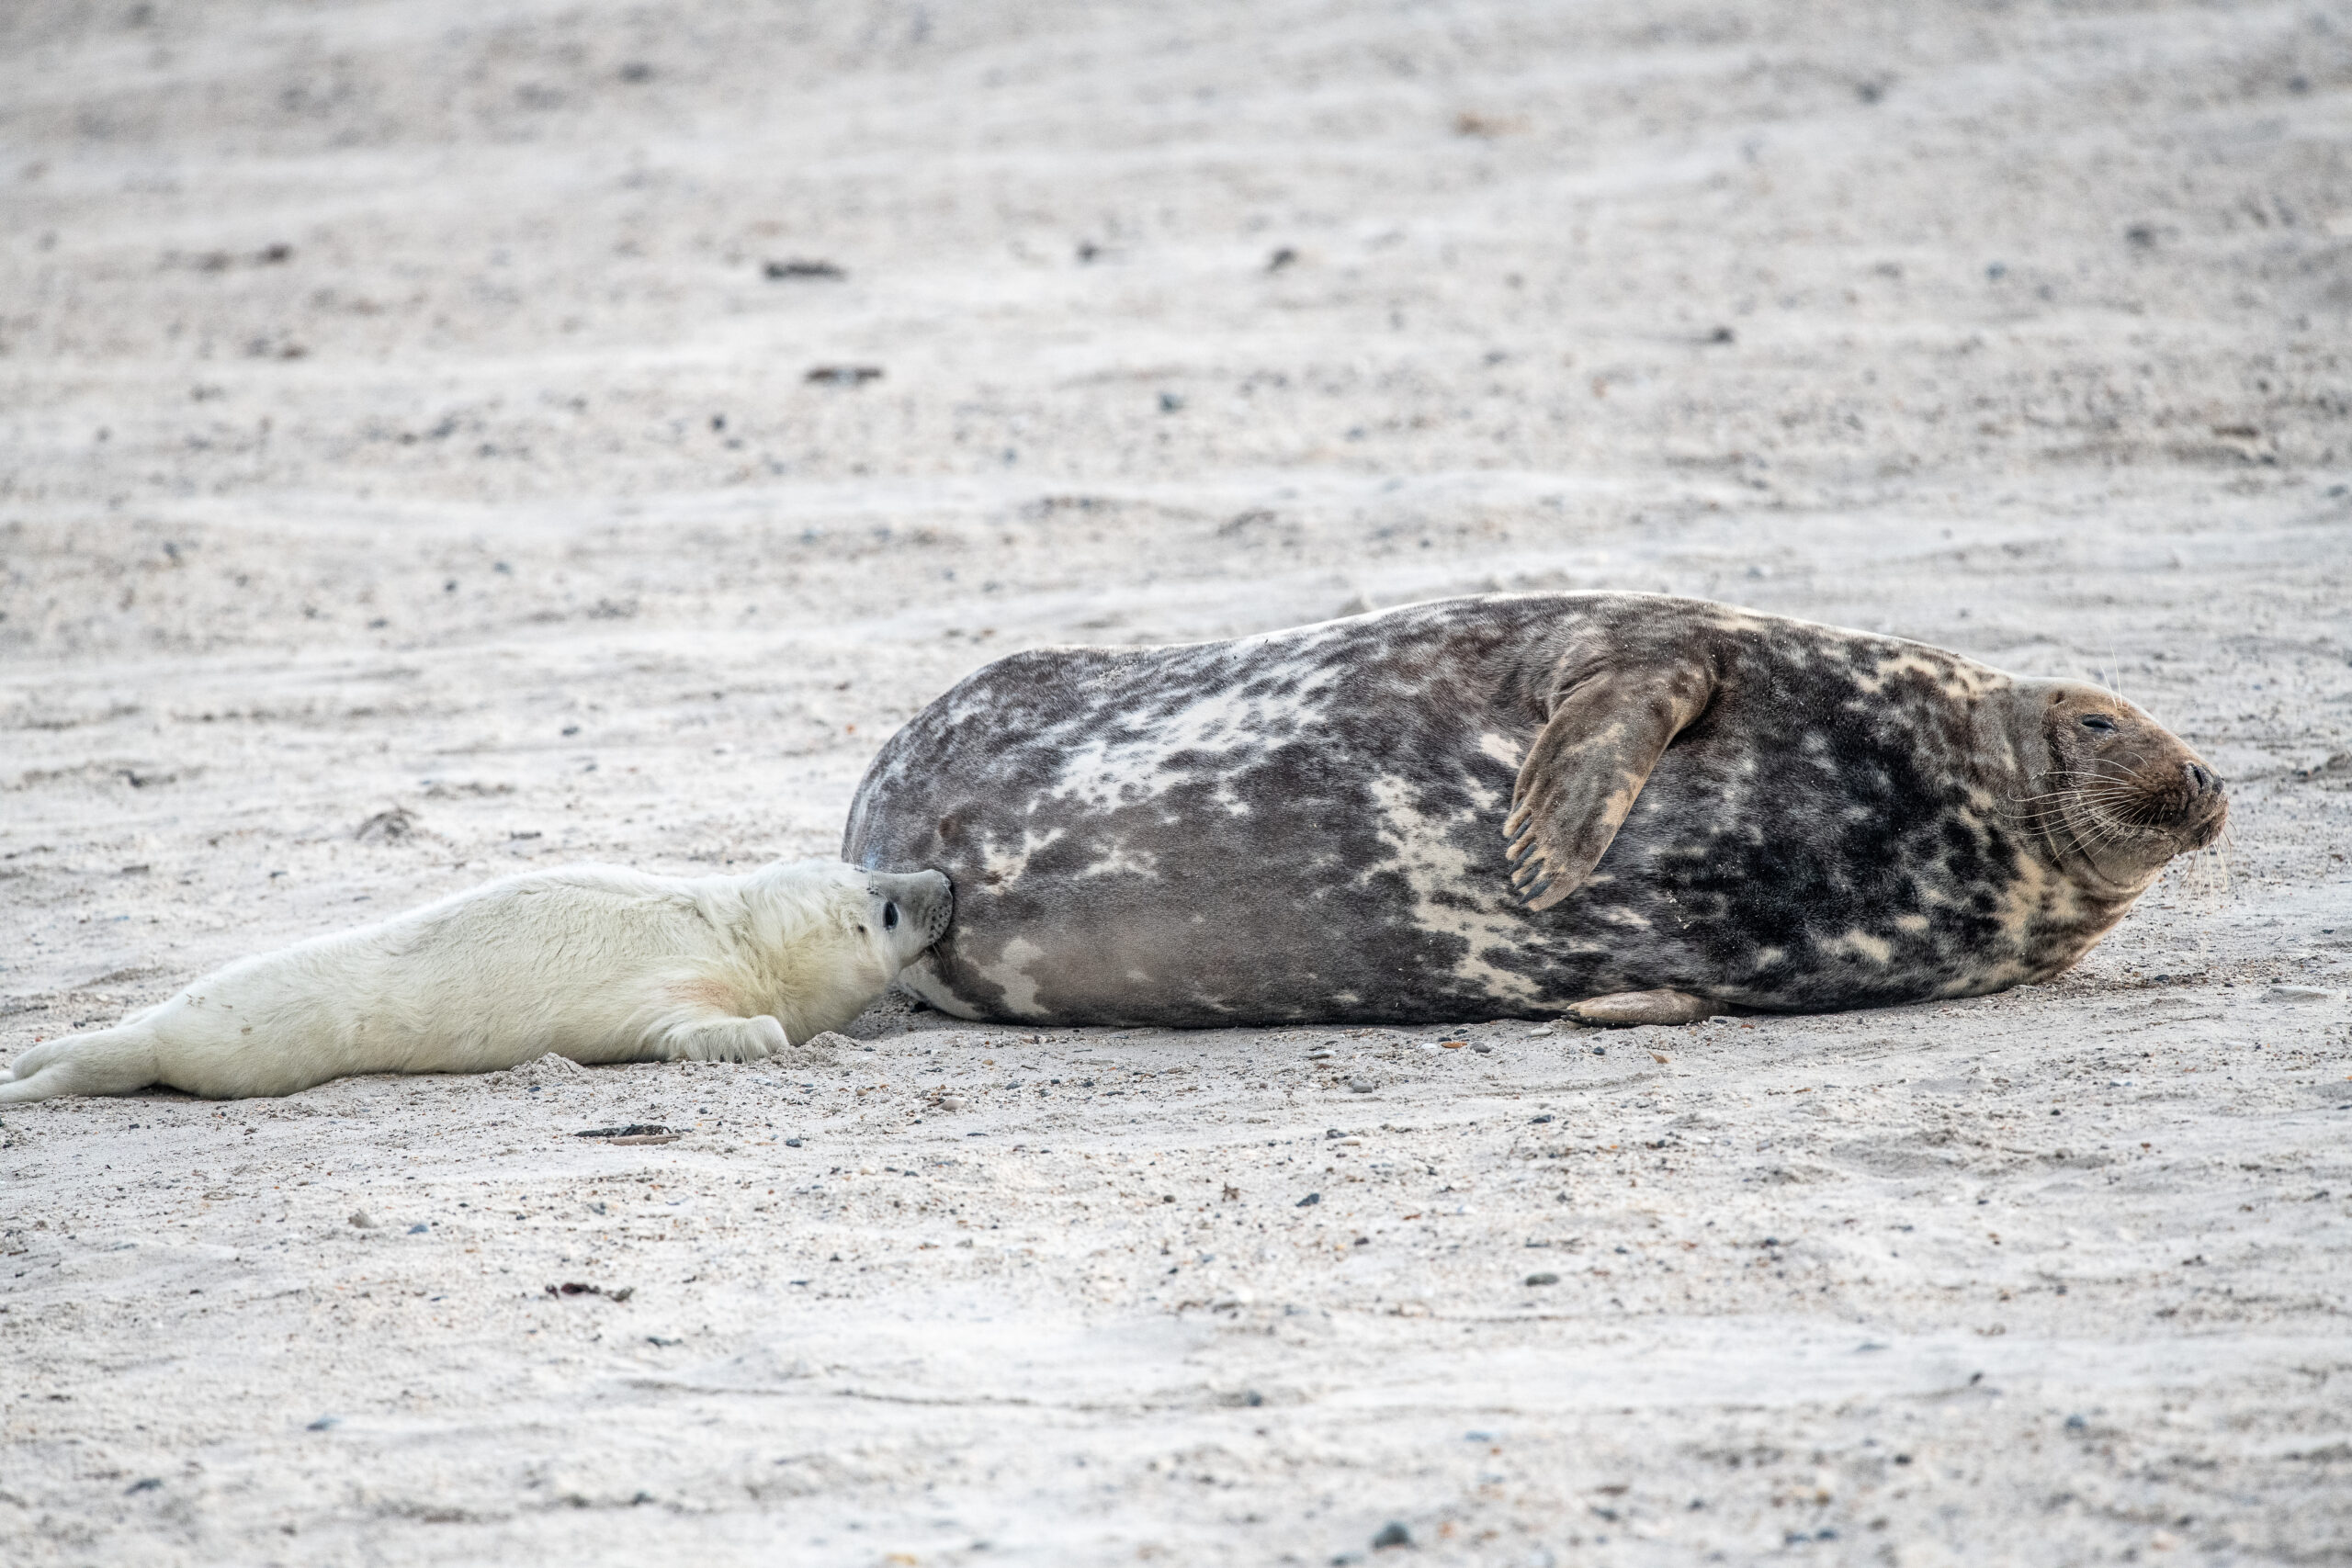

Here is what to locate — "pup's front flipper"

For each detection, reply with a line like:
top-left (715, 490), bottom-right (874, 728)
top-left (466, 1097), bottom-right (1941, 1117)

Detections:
top-left (1566, 989), bottom-right (1722, 1027)
top-left (662, 1015), bottom-right (789, 1064)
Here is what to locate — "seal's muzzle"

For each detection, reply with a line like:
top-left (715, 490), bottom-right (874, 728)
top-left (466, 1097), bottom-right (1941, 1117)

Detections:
top-left (867, 868), bottom-right (954, 949)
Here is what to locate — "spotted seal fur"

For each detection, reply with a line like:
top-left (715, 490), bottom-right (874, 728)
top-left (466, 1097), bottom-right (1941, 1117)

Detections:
top-left (844, 592), bottom-right (2224, 1026)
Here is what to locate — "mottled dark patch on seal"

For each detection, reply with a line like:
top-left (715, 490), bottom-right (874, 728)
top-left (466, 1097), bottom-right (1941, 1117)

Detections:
top-left (843, 593), bottom-right (2224, 1025)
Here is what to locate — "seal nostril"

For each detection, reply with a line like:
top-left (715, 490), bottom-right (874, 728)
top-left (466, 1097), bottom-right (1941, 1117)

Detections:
top-left (2184, 761), bottom-right (2218, 795)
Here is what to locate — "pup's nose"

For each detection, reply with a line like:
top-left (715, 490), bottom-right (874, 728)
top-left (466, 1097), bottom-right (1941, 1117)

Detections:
top-left (2183, 761), bottom-right (2223, 797)
top-left (916, 870), bottom-right (954, 939)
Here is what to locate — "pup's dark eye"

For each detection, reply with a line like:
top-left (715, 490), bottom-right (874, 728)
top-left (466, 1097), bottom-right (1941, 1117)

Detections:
top-left (2079, 715), bottom-right (2118, 733)
top-left (883, 901), bottom-right (899, 931)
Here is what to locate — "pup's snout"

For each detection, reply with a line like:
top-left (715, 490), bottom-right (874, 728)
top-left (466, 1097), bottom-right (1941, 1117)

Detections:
top-left (869, 867), bottom-right (955, 948)
top-left (912, 869), bottom-right (953, 944)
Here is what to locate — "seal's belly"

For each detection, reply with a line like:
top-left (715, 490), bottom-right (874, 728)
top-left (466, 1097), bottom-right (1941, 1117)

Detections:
top-left (863, 690), bottom-right (1995, 1024)
top-left (901, 706), bottom-right (1539, 1025)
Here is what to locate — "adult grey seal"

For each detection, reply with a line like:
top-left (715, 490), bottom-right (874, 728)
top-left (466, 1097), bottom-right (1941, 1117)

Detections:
top-left (844, 593), bottom-right (2224, 1027)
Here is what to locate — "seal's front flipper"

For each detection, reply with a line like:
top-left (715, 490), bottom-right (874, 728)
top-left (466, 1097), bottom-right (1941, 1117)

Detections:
top-left (1504, 655), bottom-right (1714, 910)
top-left (1566, 988), bottom-right (1721, 1027)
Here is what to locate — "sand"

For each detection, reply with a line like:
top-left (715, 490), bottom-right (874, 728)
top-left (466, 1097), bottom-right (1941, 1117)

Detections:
top-left (4, 0), bottom-right (2349, 1562)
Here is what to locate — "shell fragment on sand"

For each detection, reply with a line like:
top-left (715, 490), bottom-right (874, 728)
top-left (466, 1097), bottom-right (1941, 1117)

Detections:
top-left (574, 1124), bottom-right (678, 1145)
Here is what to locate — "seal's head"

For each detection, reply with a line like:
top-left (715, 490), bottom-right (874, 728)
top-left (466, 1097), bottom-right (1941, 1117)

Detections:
top-left (864, 867), bottom-right (955, 968)
top-left (2025, 682), bottom-right (2227, 889)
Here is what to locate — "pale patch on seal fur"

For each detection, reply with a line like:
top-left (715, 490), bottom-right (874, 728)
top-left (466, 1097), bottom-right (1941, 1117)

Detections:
top-left (1045, 689), bottom-right (1283, 813)
top-left (1984, 845), bottom-right (2098, 960)
top-left (980, 827), bottom-right (1065, 888)
top-left (1363, 773), bottom-right (1543, 1006)
top-left (971, 935), bottom-right (1050, 1019)
top-left (1077, 840), bottom-right (1161, 880)
top-left (1476, 731), bottom-right (1526, 769)
top-left (1830, 928), bottom-right (1896, 966)
top-left (1851, 647), bottom-right (2000, 700)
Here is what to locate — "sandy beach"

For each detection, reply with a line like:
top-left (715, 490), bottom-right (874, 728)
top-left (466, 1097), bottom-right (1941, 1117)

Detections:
top-left (4, 1), bottom-right (2349, 1562)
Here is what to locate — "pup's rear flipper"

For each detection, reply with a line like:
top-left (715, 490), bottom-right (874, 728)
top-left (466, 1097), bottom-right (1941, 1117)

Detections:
top-left (0, 1028), bottom-right (161, 1102)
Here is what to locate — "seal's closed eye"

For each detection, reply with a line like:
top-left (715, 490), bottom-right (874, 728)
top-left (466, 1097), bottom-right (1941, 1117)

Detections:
top-left (2079, 714), bottom-right (2117, 732)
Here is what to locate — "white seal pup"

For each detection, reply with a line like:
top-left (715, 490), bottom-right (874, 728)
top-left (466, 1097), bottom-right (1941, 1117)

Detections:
top-left (0, 859), bottom-right (951, 1101)
top-left (843, 592), bottom-right (2224, 1027)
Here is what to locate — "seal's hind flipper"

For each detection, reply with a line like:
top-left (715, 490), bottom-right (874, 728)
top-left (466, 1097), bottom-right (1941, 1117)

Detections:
top-left (1566, 988), bottom-right (1722, 1027)
top-left (1503, 656), bottom-right (1713, 910)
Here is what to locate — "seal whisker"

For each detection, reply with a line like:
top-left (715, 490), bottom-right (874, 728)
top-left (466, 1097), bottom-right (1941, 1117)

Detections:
top-left (2042, 762), bottom-right (2145, 778)
top-left (2039, 792), bottom-right (2133, 815)
top-left (2007, 807), bottom-right (2085, 827)
top-left (2057, 780), bottom-right (2147, 805)
top-left (2077, 814), bottom-right (2162, 855)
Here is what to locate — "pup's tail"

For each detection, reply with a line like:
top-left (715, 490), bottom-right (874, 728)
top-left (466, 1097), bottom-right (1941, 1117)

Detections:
top-left (0, 1025), bottom-right (161, 1102)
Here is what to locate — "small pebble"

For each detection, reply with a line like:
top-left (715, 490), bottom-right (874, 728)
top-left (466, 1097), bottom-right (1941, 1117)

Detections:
top-left (1348, 1077), bottom-right (1376, 1093)
top-left (1524, 1271), bottom-right (1560, 1286)
top-left (1372, 1520), bottom-right (1412, 1549)
top-left (348, 1210), bottom-right (376, 1229)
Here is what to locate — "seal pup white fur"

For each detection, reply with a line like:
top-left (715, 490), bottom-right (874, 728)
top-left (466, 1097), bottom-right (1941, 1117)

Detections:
top-left (0, 859), bottom-right (952, 1102)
